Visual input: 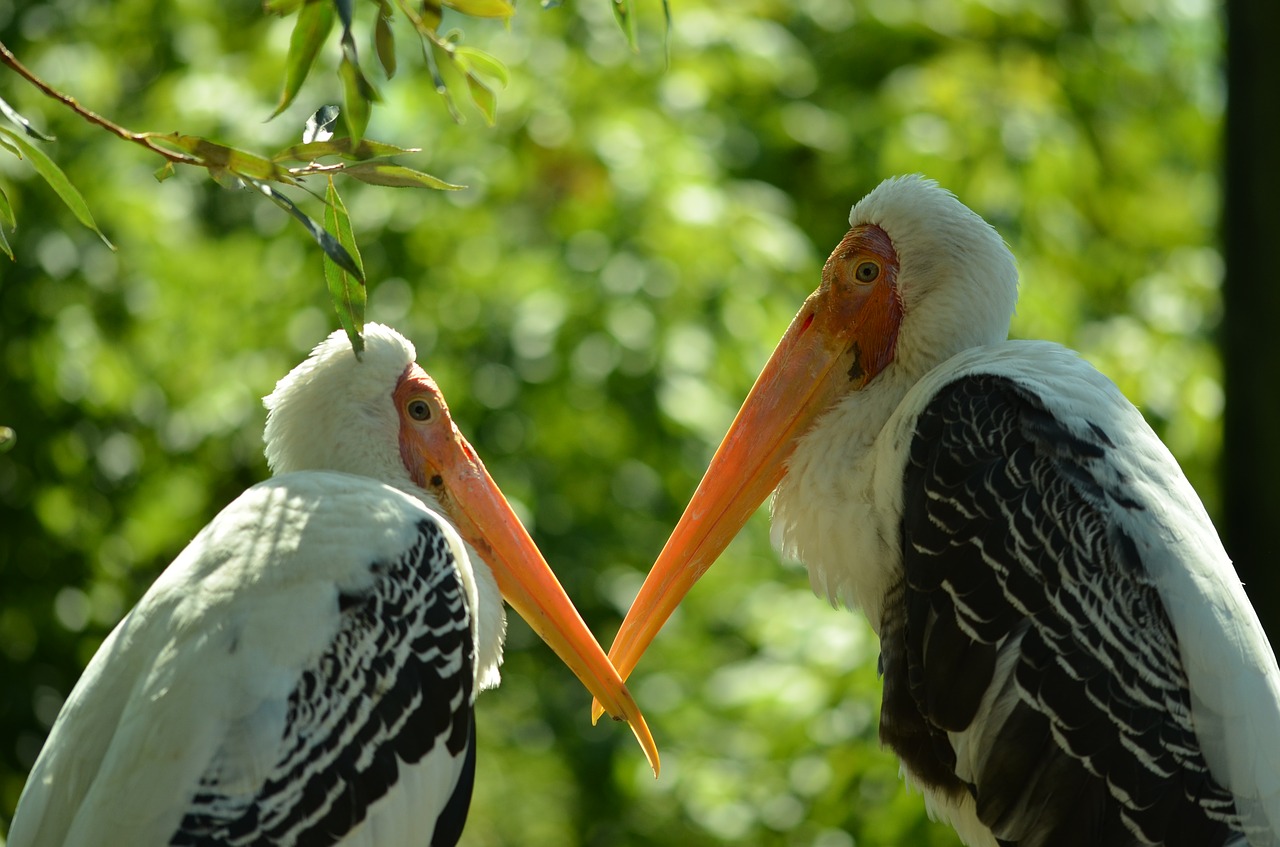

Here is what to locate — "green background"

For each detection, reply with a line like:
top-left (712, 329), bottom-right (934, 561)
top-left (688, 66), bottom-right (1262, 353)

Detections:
top-left (0, 1), bottom-right (1223, 844)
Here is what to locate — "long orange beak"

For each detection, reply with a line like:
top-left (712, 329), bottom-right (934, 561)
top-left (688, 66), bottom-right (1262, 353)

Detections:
top-left (593, 224), bottom-right (901, 722)
top-left (399, 373), bottom-right (660, 776)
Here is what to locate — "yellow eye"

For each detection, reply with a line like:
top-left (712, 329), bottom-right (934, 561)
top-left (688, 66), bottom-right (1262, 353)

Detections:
top-left (854, 261), bottom-right (880, 283)
top-left (407, 399), bottom-right (431, 421)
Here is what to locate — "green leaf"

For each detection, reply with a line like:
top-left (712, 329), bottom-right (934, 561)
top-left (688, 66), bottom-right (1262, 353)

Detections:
top-left (154, 161), bottom-right (176, 182)
top-left (339, 54), bottom-right (378, 145)
top-left (271, 0), bottom-right (335, 119)
top-left (416, 1), bottom-right (444, 32)
top-left (442, 0), bottom-right (514, 18)
top-left (0, 126), bottom-right (114, 250)
top-left (0, 427), bottom-right (14, 452)
top-left (253, 179), bottom-right (364, 279)
top-left (0, 181), bottom-right (14, 228)
top-left (323, 178), bottom-right (366, 356)
top-left (263, 0), bottom-right (304, 14)
top-left (150, 134), bottom-right (291, 182)
top-left (342, 162), bottom-right (464, 189)
top-left (0, 133), bottom-right (19, 157)
top-left (424, 42), bottom-right (464, 122)
top-left (454, 46), bottom-right (509, 87)
top-left (0, 96), bottom-right (55, 141)
top-left (465, 74), bottom-right (497, 125)
top-left (611, 0), bottom-right (638, 50)
top-left (273, 137), bottom-right (419, 163)
top-left (661, 0), bottom-right (672, 64)
top-left (375, 8), bottom-right (398, 78)
top-left (0, 220), bottom-right (11, 260)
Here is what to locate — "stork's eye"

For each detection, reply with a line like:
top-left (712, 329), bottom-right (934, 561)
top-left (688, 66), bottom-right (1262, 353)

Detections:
top-left (854, 261), bottom-right (880, 283)
top-left (407, 399), bottom-right (432, 421)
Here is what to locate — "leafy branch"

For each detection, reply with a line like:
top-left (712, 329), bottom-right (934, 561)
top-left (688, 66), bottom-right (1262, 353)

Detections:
top-left (0, 45), bottom-right (458, 352)
top-left (0, 0), bottom-right (667, 351)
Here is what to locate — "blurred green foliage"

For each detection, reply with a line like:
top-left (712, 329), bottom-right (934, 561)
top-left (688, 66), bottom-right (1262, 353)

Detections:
top-left (0, 0), bottom-right (1221, 845)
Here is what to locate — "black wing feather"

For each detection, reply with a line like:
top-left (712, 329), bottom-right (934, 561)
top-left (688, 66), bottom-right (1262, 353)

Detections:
top-left (172, 518), bottom-right (477, 847)
top-left (882, 374), bottom-right (1242, 847)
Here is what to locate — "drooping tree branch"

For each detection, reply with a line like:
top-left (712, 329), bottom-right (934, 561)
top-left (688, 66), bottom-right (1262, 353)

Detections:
top-left (0, 41), bottom-right (203, 166)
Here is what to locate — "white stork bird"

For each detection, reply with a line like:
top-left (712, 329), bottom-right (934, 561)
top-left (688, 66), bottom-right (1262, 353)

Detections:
top-left (10, 323), bottom-right (657, 847)
top-left (596, 177), bottom-right (1280, 846)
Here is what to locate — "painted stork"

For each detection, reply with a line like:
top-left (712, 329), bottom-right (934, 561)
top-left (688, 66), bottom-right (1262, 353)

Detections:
top-left (596, 177), bottom-right (1280, 846)
top-left (10, 323), bottom-right (657, 847)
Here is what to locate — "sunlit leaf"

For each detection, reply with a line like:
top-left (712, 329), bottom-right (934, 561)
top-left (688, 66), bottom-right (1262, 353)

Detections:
top-left (253, 180), bottom-right (363, 279)
top-left (323, 178), bottom-right (366, 356)
top-left (0, 132), bottom-right (19, 157)
top-left (303, 105), bottom-right (340, 143)
top-left (0, 427), bottom-right (14, 451)
top-left (150, 134), bottom-right (291, 182)
top-left (0, 95), bottom-right (54, 141)
top-left (375, 8), bottom-right (398, 78)
top-left (454, 46), bottom-right (509, 87)
top-left (153, 161), bottom-right (176, 182)
top-left (263, 0), bottom-right (304, 14)
top-left (442, 0), bottom-right (514, 18)
top-left (0, 126), bottom-right (113, 250)
top-left (271, 0), bottom-right (335, 119)
top-left (273, 137), bottom-right (419, 163)
top-left (343, 161), bottom-right (464, 189)
top-left (465, 75), bottom-right (497, 125)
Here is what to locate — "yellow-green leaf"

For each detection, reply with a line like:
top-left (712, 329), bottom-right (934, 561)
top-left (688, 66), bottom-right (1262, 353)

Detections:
top-left (442, 0), bottom-right (514, 18)
top-left (150, 134), bottom-right (290, 182)
top-left (271, 0), bottom-right (335, 119)
top-left (611, 0), bottom-right (638, 50)
top-left (454, 46), bottom-right (509, 87)
top-left (273, 137), bottom-right (419, 163)
top-left (263, 0), bottom-right (303, 14)
top-left (0, 181), bottom-right (14, 228)
top-left (323, 178), bottom-right (366, 356)
top-left (343, 162), bottom-right (464, 189)
top-left (0, 427), bottom-right (14, 451)
top-left (465, 75), bottom-right (497, 125)
top-left (418, 2), bottom-right (444, 32)
top-left (0, 126), bottom-right (113, 250)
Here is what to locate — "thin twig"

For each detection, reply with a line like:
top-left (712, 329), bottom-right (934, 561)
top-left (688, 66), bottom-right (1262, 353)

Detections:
top-left (0, 40), bottom-right (203, 166)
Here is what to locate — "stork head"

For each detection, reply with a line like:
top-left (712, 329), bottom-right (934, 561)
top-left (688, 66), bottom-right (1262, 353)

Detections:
top-left (265, 324), bottom-right (659, 774)
top-left (594, 177), bottom-right (1019, 714)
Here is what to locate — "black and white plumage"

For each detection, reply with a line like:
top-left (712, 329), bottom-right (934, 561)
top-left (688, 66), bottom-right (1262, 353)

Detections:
top-left (10, 324), bottom-right (656, 847)
top-left (599, 177), bottom-right (1280, 846)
